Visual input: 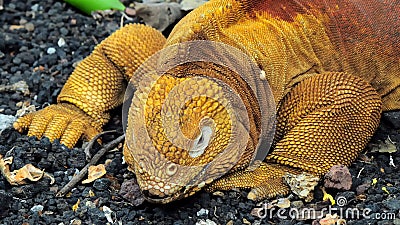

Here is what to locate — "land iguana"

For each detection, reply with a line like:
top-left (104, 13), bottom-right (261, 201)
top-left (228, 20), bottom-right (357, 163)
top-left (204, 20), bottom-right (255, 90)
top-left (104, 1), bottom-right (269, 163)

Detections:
top-left (14, 0), bottom-right (400, 203)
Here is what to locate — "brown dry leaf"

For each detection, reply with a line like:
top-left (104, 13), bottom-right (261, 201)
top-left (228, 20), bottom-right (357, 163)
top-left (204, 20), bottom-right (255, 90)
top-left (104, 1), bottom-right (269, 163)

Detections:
top-left (15, 104), bottom-right (36, 118)
top-left (0, 80), bottom-right (30, 96)
top-left (82, 164), bottom-right (106, 184)
top-left (318, 214), bottom-right (346, 225)
top-left (134, 2), bottom-right (182, 31)
top-left (0, 155), bottom-right (54, 185)
top-left (370, 137), bottom-right (397, 154)
top-left (284, 172), bottom-right (320, 202)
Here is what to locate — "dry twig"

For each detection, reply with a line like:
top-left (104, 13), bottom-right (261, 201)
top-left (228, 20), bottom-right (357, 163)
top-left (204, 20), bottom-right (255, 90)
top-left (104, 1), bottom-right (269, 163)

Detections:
top-left (56, 134), bottom-right (125, 197)
top-left (84, 130), bottom-right (118, 161)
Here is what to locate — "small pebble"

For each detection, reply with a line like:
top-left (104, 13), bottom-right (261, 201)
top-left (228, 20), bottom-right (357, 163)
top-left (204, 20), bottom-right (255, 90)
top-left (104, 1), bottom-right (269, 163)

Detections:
top-left (31, 4), bottom-right (40, 11)
top-left (19, 19), bottom-right (28, 25)
top-left (85, 200), bottom-right (96, 209)
top-left (47, 47), bottom-right (56, 54)
top-left (290, 200), bottom-right (304, 208)
top-left (196, 219), bottom-right (217, 225)
top-left (93, 178), bottom-right (111, 191)
top-left (119, 179), bottom-right (145, 206)
top-left (88, 207), bottom-right (106, 224)
top-left (383, 198), bottom-right (400, 211)
top-left (25, 22), bottom-right (35, 32)
top-left (356, 183), bottom-right (371, 195)
top-left (30, 205), bottom-right (44, 213)
top-left (0, 114), bottom-right (16, 133)
top-left (324, 165), bottom-right (352, 190)
top-left (70, 219), bottom-right (82, 225)
top-left (60, 27), bottom-right (69, 36)
top-left (102, 206), bottom-right (114, 223)
top-left (196, 208), bottom-right (209, 217)
top-left (57, 38), bottom-right (66, 47)
top-left (12, 57), bottom-right (22, 64)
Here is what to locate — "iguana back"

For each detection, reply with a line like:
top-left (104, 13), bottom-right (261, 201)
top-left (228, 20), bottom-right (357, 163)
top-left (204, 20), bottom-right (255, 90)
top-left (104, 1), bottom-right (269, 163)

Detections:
top-left (167, 0), bottom-right (400, 110)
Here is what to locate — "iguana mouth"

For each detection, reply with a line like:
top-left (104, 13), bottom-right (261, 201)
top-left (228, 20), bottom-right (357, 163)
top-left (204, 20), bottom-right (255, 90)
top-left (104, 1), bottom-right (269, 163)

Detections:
top-left (141, 186), bottom-right (191, 203)
top-left (133, 161), bottom-right (202, 203)
top-left (136, 173), bottom-right (200, 203)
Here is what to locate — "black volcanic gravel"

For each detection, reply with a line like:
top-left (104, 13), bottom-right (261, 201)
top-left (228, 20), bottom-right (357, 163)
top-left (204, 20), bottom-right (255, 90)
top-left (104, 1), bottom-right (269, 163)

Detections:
top-left (1, 0), bottom-right (400, 224)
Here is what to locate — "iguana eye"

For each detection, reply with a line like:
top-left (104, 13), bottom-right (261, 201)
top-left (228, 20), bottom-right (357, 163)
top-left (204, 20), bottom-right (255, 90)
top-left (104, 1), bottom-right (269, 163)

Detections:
top-left (166, 164), bottom-right (177, 176)
top-left (189, 126), bottom-right (212, 158)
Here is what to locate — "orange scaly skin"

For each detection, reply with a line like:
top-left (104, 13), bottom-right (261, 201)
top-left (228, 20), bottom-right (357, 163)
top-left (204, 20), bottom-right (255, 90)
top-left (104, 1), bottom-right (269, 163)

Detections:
top-left (14, 0), bottom-right (399, 203)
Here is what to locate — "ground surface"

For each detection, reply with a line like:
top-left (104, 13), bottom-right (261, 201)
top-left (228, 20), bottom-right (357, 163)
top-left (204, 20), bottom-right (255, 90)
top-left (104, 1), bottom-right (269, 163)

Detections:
top-left (1, 0), bottom-right (400, 224)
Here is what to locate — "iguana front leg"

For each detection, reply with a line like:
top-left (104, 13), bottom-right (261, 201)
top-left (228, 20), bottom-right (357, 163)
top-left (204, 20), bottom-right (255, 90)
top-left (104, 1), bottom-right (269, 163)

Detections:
top-left (207, 72), bottom-right (382, 201)
top-left (14, 24), bottom-right (166, 148)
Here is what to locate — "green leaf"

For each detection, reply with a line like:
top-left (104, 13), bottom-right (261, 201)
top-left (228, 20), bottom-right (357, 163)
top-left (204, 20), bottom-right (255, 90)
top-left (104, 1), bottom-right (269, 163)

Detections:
top-left (64, 0), bottom-right (125, 15)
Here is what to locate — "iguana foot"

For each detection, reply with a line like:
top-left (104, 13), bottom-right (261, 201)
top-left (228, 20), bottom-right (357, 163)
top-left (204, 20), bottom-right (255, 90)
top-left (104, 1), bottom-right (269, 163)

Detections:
top-left (14, 103), bottom-right (103, 148)
top-left (206, 162), bottom-right (301, 201)
top-left (14, 24), bottom-right (166, 148)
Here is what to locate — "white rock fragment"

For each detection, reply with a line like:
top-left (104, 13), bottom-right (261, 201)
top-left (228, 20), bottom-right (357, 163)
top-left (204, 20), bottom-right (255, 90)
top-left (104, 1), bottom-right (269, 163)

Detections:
top-left (30, 205), bottom-right (44, 213)
top-left (196, 219), bottom-right (217, 225)
top-left (102, 206), bottom-right (115, 223)
top-left (58, 38), bottom-right (66, 47)
top-left (0, 114), bottom-right (16, 134)
top-left (31, 4), bottom-right (40, 11)
top-left (47, 47), bottom-right (56, 54)
top-left (196, 208), bottom-right (209, 217)
top-left (85, 200), bottom-right (96, 208)
top-left (70, 219), bottom-right (82, 225)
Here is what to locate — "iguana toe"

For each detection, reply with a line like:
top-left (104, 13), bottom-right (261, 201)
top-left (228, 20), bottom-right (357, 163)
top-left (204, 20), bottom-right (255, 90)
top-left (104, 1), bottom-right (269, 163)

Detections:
top-left (13, 113), bottom-right (34, 133)
top-left (26, 110), bottom-right (54, 139)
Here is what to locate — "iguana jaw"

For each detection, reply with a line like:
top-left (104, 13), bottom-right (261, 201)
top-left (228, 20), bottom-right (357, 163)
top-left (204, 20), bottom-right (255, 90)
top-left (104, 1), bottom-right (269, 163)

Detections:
top-left (131, 160), bottom-right (211, 203)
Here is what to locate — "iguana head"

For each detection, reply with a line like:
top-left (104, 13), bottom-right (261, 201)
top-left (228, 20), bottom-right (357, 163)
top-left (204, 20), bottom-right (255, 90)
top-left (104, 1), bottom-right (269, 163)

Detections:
top-left (122, 41), bottom-right (276, 203)
top-left (123, 63), bottom-right (255, 203)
